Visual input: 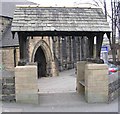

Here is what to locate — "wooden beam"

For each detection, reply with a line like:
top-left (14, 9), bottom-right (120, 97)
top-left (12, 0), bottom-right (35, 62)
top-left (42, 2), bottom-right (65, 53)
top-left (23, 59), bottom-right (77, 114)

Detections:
top-left (96, 33), bottom-right (104, 58)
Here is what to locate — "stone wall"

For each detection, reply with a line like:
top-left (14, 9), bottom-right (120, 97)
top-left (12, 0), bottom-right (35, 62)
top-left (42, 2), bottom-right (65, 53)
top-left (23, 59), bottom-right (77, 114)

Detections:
top-left (28, 36), bottom-right (52, 62)
top-left (1, 71), bottom-right (15, 102)
top-left (108, 73), bottom-right (120, 102)
top-left (0, 16), bottom-right (12, 36)
top-left (77, 62), bottom-right (109, 103)
top-left (15, 65), bottom-right (38, 104)
top-left (77, 62), bottom-right (120, 103)
top-left (0, 47), bottom-right (19, 71)
top-left (28, 37), bottom-right (57, 77)
top-left (85, 63), bottom-right (109, 103)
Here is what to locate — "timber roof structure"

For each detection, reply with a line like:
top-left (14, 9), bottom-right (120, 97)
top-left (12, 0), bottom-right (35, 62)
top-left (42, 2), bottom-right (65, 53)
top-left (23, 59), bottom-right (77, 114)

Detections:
top-left (12, 6), bottom-right (111, 32)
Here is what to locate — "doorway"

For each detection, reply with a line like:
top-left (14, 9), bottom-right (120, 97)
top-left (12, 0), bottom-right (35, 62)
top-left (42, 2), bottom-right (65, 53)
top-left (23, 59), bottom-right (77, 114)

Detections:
top-left (34, 46), bottom-right (46, 78)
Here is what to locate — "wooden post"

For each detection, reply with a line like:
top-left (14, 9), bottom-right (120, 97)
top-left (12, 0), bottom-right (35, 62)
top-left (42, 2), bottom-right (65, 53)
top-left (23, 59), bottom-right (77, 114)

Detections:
top-left (88, 35), bottom-right (94, 58)
top-left (76, 37), bottom-right (80, 61)
top-left (18, 32), bottom-right (28, 65)
top-left (60, 37), bottom-right (63, 71)
top-left (81, 36), bottom-right (84, 59)
top-left (73, 37), bottom-right (77, 63)
top-left (66, 36), bottom-right (72, 69)
top-left (96, 33), bottom-right (104, 58)
top-left (71, 37), bottom-right (74, 68)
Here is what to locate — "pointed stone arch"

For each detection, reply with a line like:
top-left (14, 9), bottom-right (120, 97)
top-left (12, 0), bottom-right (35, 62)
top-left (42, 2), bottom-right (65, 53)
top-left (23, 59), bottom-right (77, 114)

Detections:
top-left (31, 40), bottom-right (53, 77)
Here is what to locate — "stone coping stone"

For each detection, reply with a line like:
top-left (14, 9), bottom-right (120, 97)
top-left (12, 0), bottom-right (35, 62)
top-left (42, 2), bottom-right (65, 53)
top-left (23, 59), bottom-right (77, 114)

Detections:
top-left (16, 65), bottom-right (37, 68)
top-left (86, 64), bottom-right (108, 70)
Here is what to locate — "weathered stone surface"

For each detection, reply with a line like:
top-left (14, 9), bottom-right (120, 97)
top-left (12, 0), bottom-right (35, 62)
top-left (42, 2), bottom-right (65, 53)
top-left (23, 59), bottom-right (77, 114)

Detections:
top-left (0, 48), bottom-right (19, 71)
top-left (51, 61), bottom-right (59, 77)
top-left (108, 78), bottom-right (120, 102)
top-left (85, 64), bottom-right (109, 103)
top-left (2, 95), bottom-right (15, 102)
top-left (1, 71), bottom-right (15, 102)
top-left (16, 94), bottom-right (38, 104)
top-left (76, 61), bottom-right (87, 94)
top-left (86, 64), bottom-right (108, 70)
top-left (15, 65), bottom-right (38, 104)
top-left (77, 62), bottom-right (109, 103)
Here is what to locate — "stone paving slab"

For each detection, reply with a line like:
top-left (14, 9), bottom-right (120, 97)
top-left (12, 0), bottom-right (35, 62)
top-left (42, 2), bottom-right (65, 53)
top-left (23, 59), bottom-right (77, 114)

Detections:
top-left (38, 69), bottom-right (76, 94)
top-left (2, 93), bottom-right (118, 112)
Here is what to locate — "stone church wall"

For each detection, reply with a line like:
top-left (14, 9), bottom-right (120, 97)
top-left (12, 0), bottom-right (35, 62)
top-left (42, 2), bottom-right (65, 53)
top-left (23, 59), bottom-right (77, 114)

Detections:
top-left (1, 47), bottom-right (19, 71)
top-left (28, 36), bottom-right (53, 62)
top-left (28, 36), bottom-right (58, 76)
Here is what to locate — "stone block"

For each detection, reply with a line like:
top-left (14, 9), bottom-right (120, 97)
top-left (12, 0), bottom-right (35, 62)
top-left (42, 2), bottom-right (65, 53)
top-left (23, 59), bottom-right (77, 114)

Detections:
top-left (15, 76), bottom-right (37, 84)
top-left (77, 83), bottom-right (85, 94)
top-left (2, 95), bottom-right (15, 102)
top-left (86, 80), bottom-right (108, 87)
top-left (16, 94), bottom-right (38, 104)
top-left (86, 64), bottom-right (108, 70)
top-left (76, 61), bottom-right (86, 82)
top-left (16, 89), bottom-right (38, 94)
top-left (84, 63), bottom-right (109, 103)
top-left (15, 65), bottom-right (38, 104)
top-left (86, 92), bottom-right (108, 103)
top-left (2, 88), bottom-right (15, 94)
top-left (51, 61), bottom-right (59, 76)
top-left (86, 86), bottom-right (108, 93)
top-left (15, 83), bottom-right (38, 90)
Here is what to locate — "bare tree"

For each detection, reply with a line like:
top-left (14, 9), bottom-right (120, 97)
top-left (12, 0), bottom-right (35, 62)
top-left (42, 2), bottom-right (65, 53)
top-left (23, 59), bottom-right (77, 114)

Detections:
top-left (92, 0), bottom-right (119, 64)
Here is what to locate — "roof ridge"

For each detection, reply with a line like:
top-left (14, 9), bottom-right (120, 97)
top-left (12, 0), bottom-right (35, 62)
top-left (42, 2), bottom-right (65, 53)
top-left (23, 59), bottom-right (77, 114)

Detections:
top-left (16, 5), bottom-right (101, 9)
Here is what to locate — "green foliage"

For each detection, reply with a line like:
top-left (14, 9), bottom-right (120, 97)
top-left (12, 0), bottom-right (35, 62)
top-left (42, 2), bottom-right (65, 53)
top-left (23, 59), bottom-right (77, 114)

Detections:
top-left (0, 64), bottom-right (5, 71)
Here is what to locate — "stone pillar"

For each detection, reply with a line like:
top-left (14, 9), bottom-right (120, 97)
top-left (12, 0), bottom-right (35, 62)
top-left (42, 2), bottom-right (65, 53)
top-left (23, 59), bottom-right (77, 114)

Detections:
top-left (55, 37), bottom-right (59, 59)
top-left (15, 65), bottom-right (38, 104)
top-left (51, 36), bottom-right (59, 76)
top-left (76, 61), bottom-right (87, 94)
top-left (51, 61), bottom-right (59, 76)
top-left (85, 64), bottom-right (109, 103)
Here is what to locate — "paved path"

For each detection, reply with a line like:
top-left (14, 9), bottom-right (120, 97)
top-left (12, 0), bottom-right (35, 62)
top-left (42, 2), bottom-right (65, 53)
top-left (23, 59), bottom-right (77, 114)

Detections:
top-left (2, 93), bottom-right (118, 112)
top-left (38, 69), bottom-right (76, 94)
top-left (1, 69), bottom-right (119, 112)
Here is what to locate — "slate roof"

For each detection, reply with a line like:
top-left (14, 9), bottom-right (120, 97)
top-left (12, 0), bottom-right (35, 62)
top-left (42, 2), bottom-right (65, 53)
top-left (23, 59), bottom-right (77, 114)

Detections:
top-left (12, 6), bottom-right (110, 32)
top-left (0, 0), bottom-right (36, 47)
top-left (0, 23), bottom-right (19, 47)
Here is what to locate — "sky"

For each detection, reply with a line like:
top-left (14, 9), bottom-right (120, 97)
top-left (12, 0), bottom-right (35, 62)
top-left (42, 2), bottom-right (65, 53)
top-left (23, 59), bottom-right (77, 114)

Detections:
top-left (28, 0), bottom-right (109, 8)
